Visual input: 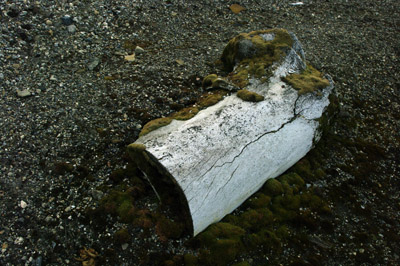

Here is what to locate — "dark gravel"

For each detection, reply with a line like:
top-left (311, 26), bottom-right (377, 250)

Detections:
top-left (1, 0), bottom-right (399, 265)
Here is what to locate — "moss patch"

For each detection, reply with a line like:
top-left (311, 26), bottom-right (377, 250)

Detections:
top-left (202, 74), bottom-right (218, 88)
top-left (114, 228), bottom-right (131, 244)
top-left (172, 107), bottom-right (199, 120)
top-left (139, 117), bottom-right (172, 137)
top-left (282, 64), bottom-right (330, 95)
top-left (237, 89), bottom-right (264, 102)
top-left (222, 29), bottom-right (294, 87)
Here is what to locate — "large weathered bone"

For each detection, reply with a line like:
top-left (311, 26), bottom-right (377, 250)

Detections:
top-left (128, 29), bottom-right (334, 236)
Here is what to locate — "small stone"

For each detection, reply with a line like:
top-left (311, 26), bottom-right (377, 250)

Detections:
top-left (20, 200), bottom-right (27, 209)
top-left (17, 89), bottom-right (31, 98)
top-left (171, 11), bottom-right (177, 17)
top-left (121, 243), bottom-right (129, 250)
top-left (124, 54), bottom-right (135, 62)
top-left (65, 206), bottom-right (71, 212)
top-left (61, 15), bottom-right (73, 26)
top-left (230, 4), bottom-right (246, 14)
top-left (0, 73), bottom-right (4, 79)
top-left (14, 237), bottom-right (24, 245)
top-left (290, 2), bottom-right (304, 6)
top-left (45, 19), bottom-right (52, 26)
top-left (45, 215), bottom-right (53, 223)
top-left (135, 46), bottom-right (145, 54)
top-left (67, 25), bottom-right (76, 33)
top-left (175, 59), bottom-right (184, 65)
top-left (88, 58), bottom-right (100, 70)
top-left (1, 243), bottom-right (8, 253)
top-left (50, 75), bottom-right (57, 81)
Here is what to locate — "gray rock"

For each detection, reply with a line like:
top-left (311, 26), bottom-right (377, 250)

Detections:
top-left (88, 58), bottom-right (100, 71)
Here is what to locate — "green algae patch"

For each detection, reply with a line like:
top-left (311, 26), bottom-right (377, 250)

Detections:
top-left (172, 107), bottom-right (199, 120)
top-left (237, 89), bottom-right (264, 102)
top-left (222, 29), bottom-right (294, 87)
top-left (283, 64), bottom-right (330, 95)
top-left (139, 117), bottom-right (172, 137)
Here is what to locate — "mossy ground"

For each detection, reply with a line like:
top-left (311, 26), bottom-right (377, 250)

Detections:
top-left (282, 64), bottom-right (330, 95)
top-left (180, 161), bottom-right (333, 266)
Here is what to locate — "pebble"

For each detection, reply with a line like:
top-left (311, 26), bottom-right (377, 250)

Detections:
top-left (14, 237), bottom-right (24, 245)
top-left (67, 25), bottom-right (76, 33)
top-left (20, 200), bottom-right (27, 209)
top-left (124, 54), bottom-right (135, 62)
top-left (45, 19), bottom-right (52, 26)
top-left (121, 243), bottom-right (129, 250)
top-left (17, 89), bottom-right (31, 98)
top-left (175, 59), bottom-right (184, 65)
top-left (45, 216), bottom-right (53, 223)
top-left (135, 46), bottom-right (145, 54)
top-left (88, 58), bottom-right (100, 71)
top-left (0, 73), bottom-right (4, 79)
top-left (61, 15), bottom-right (74, 26)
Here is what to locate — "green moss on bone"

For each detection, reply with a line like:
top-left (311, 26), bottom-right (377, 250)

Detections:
top-left (283, 64), bottom-right (330, 95)
top-left (222, 29), bottom-right (294, 87)
top-left (139, 117), bottom-right (172, 136)
top-left (202, 74), bottom-right (218, 88)
top-left (172, 107), bottom-right (199, 120)
top-left (237, 89), bottom-right (264, 102)
top-left (197, 91), bottom-right (226, 108)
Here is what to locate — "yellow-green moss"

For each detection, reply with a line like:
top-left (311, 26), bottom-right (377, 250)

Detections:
top-left (237, 89), bottom-right (264, 102)
top-left (222, 29), bottom-right (294, 87)
top-left (202, 74), bottom-right (218, 88)
top-left (139, 117), bottom-right (172, 136)
top-left (172, 107), bottom-right (199, 120)
top-left (197, 91), bottom-right (226, 108)
top-left (282, 64), bottom-right (330, 95)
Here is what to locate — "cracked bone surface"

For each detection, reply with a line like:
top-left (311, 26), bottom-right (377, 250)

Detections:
top-left (128, 29), bottom-right (334, 236)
